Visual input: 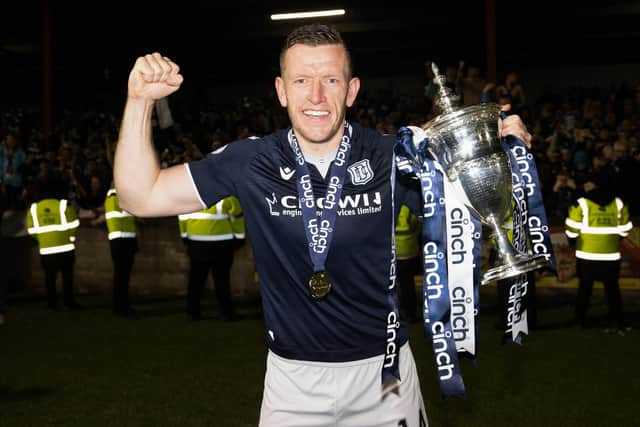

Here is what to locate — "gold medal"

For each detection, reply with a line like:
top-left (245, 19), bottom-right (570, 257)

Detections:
top-left (309, 271), bottom-right (332, 299)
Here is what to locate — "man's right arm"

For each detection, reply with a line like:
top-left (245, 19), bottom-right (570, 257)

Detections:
top-left (114, 53), bottom-right (204, 217)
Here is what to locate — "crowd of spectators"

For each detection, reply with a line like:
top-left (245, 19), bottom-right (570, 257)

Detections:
top-left (1, 67), bottom-right (639, 228)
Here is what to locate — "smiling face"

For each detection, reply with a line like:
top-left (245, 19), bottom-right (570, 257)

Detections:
top-left (275, 43), bottom-right (360, 154)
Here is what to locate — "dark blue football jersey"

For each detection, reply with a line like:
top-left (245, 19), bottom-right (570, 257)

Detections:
top-left (188, 123), bottom-right (419, 362)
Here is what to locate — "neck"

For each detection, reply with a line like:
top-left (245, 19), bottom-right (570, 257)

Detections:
top-left (295, 122), bottom-right (347, 157)
top-left (299, 138), bottom-right (341, 157)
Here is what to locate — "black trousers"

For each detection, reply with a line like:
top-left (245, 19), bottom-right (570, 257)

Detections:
top-left (186, 240), bottom-right (235, 318)
top-left (110, 238), bottom-right (138, 313)
top-left (40, 250), bottom-right (76, 309)
top-left (576, 258), bottom-right (623, 328)
top-left (397, 257), bottom-right (420, 323)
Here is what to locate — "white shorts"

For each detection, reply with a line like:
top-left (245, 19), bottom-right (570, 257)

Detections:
top-left (259, 342), bottom-right (428, 427)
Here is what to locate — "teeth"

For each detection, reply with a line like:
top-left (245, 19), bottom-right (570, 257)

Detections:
top-left (304, 110), bottom-right (329, 116)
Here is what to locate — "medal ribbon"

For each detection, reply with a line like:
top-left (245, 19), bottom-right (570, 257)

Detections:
top-left (289, 123), bottom-right (352, 276)
top-left (384, 156), bottom-right (402, 384)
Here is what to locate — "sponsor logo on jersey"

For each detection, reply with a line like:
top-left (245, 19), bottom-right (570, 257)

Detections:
top-left (265, 191), bottom-right (383, 217)
top-left (279, 166), bottom-right (295, 181)
top-left (347, 159), bottom-right (374, 185)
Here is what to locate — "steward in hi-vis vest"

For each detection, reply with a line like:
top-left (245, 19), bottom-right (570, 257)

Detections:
top-left (27, 196), bottom-right (80, 310)
top-left (104, 188), bottom-right (139, 317)
top-left (564, 174), bottom-right (633, 332)
top-left (394, 205), bottom-right (420, 323)
top-left (178, 196), bottom-right (245, 321)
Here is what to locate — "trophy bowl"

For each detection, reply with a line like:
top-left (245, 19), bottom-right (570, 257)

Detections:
top-left (421, 97), bottom-right (547, 285)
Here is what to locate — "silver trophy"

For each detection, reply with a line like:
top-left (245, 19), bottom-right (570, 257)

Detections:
top-left (420, 63), bottom-right (547, 285)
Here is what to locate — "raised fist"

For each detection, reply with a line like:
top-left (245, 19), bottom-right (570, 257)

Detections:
top-left (128, 52), bottom-right (183, 101)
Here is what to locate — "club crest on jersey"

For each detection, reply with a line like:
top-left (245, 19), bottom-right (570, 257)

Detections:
top-left (347, 159), bottom-right (374, 186)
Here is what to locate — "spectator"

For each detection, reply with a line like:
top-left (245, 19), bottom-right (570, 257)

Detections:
top-left (26, 183), bottom-right (81, 311)
top-left (551, 169), bottom-right (577, 224)
top-left (178, 196), bottom-right (245, 321)
top-left (0, 130), bottom-right (27, 211)
top-left (460, 64), bottom-right (486, 106)
top-left (565, 174), bottom-right (633, 334)
top-left (103, 187), bottom-right (139, 317)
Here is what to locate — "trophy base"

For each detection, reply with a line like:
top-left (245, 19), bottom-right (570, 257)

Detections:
top-left (481, 253), bottom-right (548, 286)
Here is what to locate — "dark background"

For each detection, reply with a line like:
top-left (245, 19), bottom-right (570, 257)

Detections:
top-left (2, 1), bottom-right (640, 108)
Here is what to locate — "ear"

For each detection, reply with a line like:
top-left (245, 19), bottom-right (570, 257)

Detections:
top-left (346, 77), bottom-right (360, 107)
top-left (274, 77), bottom-right (287, 107)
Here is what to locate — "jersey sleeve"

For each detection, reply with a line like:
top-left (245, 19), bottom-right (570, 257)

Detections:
top-left (227, 196), bottom-right (246, 239)
top-left (186, 139), bottom-right (257, 208)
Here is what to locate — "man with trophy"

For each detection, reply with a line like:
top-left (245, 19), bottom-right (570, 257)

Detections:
top-left (113, 23), bottom-right (538, 426)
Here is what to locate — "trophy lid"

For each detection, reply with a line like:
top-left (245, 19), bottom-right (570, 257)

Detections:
top-left (431, 62), bottom-right (460, 115)
top-left (422, 62), bottom-right (500, 137)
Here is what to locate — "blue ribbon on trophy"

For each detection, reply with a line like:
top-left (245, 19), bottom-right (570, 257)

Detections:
top-left (500, 130), bottom-right (557, 343)
top-left (395, 126), bottom-right (468, 398)
top-left (394, 63), bottom-right (555, 398)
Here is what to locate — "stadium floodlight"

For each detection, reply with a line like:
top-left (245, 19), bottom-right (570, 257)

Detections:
top-left (270, 9), bottom-right (346, 21)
